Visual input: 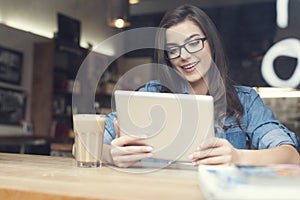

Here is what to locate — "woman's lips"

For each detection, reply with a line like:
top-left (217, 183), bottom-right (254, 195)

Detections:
top-left (181, 62), bottom-right (199, 73)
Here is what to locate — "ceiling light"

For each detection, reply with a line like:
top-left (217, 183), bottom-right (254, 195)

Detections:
top-left (109, 18), bottom-right (130, 29)
top-left (107, 0), bottom-right (130, 29)
top-left (129, 0), bottom-right (140, 4)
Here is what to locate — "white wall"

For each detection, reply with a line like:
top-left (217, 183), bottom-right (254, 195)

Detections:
top-left (0, 0), bottom-right (119, 56)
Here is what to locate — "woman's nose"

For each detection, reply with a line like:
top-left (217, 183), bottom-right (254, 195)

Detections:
top-left (180, 48), bottom-right (191, 60)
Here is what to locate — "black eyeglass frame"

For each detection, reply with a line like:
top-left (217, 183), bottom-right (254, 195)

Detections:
top-left (165, 37), bottom-right (207, 60)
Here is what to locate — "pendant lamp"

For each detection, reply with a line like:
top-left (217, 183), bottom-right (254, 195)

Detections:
top-left (108, 0), bottom-right (130, 29)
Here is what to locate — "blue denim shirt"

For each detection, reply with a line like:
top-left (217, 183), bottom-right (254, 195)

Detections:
top-left (104, 81), bottom-right (298, 150)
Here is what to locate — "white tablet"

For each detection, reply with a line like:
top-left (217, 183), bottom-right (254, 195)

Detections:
top-left (114, 90), bottom-right (215, 162)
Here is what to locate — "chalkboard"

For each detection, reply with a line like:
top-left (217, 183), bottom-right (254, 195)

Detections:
top-left (0, 46), bottom-right (23, 84)
top-left (0, 88), bottom-right (26, 126)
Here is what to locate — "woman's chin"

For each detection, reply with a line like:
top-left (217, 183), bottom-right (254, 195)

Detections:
top-left (185, 76), bottom-right (203, 85)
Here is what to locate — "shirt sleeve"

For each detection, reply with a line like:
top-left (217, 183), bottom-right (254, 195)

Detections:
top-left (243, 88), bottom-right (298, 149)
top-left (103, 112), bottom-right (117, 144)
top-left (138, 80), bottom-right (162, 92)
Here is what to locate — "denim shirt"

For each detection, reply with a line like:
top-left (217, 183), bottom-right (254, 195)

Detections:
top-left (104, 80), bottom-right (298, 150)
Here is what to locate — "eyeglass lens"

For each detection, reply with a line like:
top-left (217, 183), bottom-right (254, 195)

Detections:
top-left (167, 38), bottom-right (206, 59)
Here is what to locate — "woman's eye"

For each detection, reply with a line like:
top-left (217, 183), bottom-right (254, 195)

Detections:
top-left (167, 47), bottom-right (179, 54)
top-left (188, 40), bottom-right (200, 47)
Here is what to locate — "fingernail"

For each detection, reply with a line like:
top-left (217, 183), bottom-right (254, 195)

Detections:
top-left (188, 154), bottom-right (193, 159)
top-left (192, 162), bottom-right (197, 166)
top-left (147, 153), bottom-right (153, 158)
top-left (139, 134), bottom-right (148, 139)
top-left (146, 147), bottom-right (153, 151)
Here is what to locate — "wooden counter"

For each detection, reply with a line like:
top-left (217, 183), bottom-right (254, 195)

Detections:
top-left (0, 153), bottom-right (204, 200)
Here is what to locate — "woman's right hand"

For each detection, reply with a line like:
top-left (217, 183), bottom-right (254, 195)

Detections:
top-left (110, 120), bottom-right (153, 168)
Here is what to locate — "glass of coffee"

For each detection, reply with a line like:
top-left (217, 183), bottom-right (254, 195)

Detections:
top-left (73, 114), bottom-right (106, 168)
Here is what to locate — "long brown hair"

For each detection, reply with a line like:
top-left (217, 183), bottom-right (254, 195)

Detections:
top-left (154, 4), bottom-right (244, 128)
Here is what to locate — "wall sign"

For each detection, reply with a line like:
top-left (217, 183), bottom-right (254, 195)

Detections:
top-left (0, 87), bottom-right (26, 126)
top-left (261, 0), bottom-right (300, 88)
top-left (0, 46), bottom-right (23, 85)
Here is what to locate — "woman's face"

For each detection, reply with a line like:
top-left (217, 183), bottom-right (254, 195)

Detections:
top-left (166, 19), bottom-right (212, 84)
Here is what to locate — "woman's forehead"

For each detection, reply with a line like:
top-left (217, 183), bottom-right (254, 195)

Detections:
top-left (166, 19), bottom-right (204, 42)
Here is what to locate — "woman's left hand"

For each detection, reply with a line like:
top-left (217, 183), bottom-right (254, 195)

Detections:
top-left (189, 137), bottom-right (240, 166)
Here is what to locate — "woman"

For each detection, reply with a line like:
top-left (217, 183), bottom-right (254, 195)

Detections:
top-left (102, 4), bottom-right (299, 168)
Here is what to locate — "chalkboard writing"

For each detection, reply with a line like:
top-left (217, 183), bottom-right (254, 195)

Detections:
top-left (0, 46), bottom-right (23, 85)
top-left (0, 88), bottom-right (25, 126)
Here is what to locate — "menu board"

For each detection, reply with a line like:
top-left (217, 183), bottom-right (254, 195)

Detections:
top-left (0, 46), bottom-right (23, 85)
top-left (0, 88), bottom-right (26, 125)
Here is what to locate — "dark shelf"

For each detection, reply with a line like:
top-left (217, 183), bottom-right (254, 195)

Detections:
top-left (33, 39), bottom-right (113, 140)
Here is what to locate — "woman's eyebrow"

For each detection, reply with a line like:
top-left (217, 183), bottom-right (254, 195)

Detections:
top-left (184, 34), bottom-right (201, 42)
top-left (166, 33), bottom-right (202, 46)
top-left (166, 42), bottom-right (177, 46)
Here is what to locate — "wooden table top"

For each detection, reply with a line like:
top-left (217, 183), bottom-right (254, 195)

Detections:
top-left (0, 153), bottom-right (204, 200)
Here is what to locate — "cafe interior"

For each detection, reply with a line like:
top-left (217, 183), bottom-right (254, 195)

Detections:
top-left (0, 0), bottom-right (300, 199)
top-left (0, 0), bottom-right (300, 152)
top-left (1, 0), bottom-right (300, 199)
top-left (0, 0), bottom-right (299, 157)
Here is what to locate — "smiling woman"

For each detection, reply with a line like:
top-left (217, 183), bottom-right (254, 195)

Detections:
top-left (165, 21), bottom-right (212, 88)
top-left (102, 4), bottom-right (299, 168)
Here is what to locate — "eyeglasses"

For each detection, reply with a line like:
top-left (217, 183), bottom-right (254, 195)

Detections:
top-left (166, 37), bottom-right (207, 60)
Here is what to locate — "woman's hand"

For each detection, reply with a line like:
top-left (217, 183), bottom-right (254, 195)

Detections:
top-left (189, 137), bottom-right (240, 166)
top-left (110, 120), bottom-right (153, 168)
